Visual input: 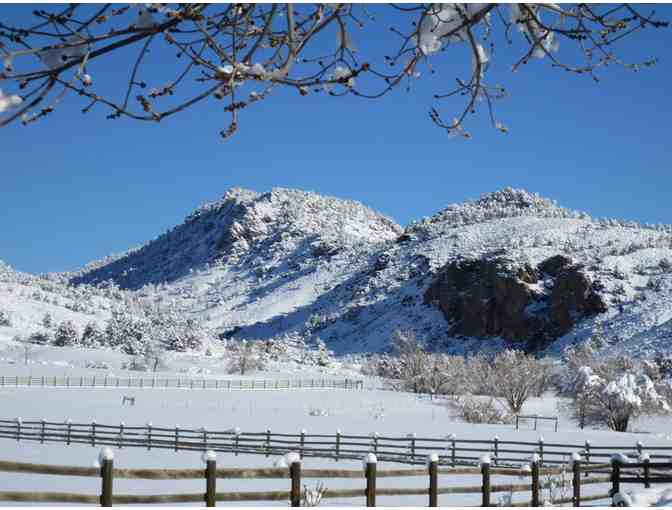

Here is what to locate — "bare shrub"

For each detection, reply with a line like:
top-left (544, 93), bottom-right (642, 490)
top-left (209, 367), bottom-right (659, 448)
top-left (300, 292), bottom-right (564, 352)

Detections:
top-left (228, 340), bottom-right (264, 375)
top-left (449, 396), bottom-right (513, 425)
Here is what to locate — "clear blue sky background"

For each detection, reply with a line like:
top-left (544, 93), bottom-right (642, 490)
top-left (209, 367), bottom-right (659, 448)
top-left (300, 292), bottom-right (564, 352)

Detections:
top-left (2, 4), bottom-right (671, 274)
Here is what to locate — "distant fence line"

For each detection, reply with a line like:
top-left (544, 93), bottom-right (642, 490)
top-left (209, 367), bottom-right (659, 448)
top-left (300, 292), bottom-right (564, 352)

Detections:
top-left (0, 451), bottom-right (624, 507)
top-left (0, 375), bottom-right (364, 391)
top-left (515, 415), bottom-right (559, 433)
top-left (1, 419), bottom-right (670, 469)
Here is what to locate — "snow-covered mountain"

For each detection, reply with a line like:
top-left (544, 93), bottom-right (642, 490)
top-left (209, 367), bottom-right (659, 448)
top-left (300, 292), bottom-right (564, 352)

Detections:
top-left (3, 187), bottom-right (672, 358)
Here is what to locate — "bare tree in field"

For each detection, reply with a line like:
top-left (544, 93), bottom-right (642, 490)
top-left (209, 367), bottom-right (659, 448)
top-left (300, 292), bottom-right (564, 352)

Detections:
top-left (488, 349), bottom-right (546, 414)
top-left (0, 4), bottom-right (667, 138)
top-left (228, 340), bottom-right (263, 376)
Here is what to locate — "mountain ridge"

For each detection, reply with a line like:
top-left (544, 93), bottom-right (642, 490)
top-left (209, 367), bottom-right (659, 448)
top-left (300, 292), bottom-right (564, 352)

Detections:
top-left (2, 187), bottom-right (671, 358)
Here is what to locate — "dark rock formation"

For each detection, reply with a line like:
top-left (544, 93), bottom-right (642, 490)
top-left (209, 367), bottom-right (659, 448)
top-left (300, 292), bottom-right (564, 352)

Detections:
top-left (424, 254), bottom-right (607, 350)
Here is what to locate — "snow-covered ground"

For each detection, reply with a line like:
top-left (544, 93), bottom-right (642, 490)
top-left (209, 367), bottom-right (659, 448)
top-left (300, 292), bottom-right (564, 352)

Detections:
top-left (1, 359), bottom-right (671, 506)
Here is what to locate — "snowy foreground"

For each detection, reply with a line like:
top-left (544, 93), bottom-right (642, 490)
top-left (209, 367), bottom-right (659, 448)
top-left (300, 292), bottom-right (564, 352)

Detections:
top-left (2, 380), bottom-right (672, 505)
top-left (0, 346), bottom-right (671, 506)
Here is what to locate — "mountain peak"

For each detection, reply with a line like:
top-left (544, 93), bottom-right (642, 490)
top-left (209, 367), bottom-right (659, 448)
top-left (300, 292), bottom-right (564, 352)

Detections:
top-left (408, 187), bottom-right (589, 234)
top-left (73, 186), bottom-right (401, 289)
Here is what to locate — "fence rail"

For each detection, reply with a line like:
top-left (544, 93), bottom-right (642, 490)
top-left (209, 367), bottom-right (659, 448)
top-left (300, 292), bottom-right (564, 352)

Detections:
top-left (515, 415), bottom-right (559, 433)
top-left (1, 418), bottom-right (669, 469)
top-left (0, 375), bottom-right (363, 391)
top-left (0, 452), bottom-right (628, 507)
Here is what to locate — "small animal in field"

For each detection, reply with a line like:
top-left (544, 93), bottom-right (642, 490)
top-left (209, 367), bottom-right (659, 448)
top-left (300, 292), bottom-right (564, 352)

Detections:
top-left (122, 396), bottom-right (136, 406)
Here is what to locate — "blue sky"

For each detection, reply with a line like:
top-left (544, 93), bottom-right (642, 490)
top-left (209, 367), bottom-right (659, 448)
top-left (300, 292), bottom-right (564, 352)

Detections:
top-left (2, 4), bottom-right (671, 274)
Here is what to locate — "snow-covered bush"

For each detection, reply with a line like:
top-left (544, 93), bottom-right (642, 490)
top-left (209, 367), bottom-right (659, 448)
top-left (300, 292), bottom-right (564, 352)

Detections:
top-left (41, 312), bottom-right (53, 329)
top-left (542, 468), bottom-right (571, 506)
top-left (81, 321), bottom-right (105, 348)
top-left (122, 356), bottom-right (150, 372)
top-left (301, 482), bottom-right (327, 507)
top-left (0, 309), bottom-right (10, 327)
top-left (560, 347), bottom-right (670, 431)
top-left (449, 397), bottom-right (513, 425)
top-left (53, 320), bottom-right (80, 347)
top-left (105, 306), bottom-right (150, 355)
top-left (27, 330), bottom-right (52, 344)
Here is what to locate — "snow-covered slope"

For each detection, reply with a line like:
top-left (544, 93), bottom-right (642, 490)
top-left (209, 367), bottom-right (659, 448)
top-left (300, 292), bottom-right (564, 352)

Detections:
top-left (0, 260), bottom-right (126, 345)
top-left (4, 187), bottom-right (672, 358)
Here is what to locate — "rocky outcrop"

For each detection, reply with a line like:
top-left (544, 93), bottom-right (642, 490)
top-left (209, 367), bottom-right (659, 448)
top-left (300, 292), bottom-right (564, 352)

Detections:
top-left (424, 254), bottom-right (607, 350)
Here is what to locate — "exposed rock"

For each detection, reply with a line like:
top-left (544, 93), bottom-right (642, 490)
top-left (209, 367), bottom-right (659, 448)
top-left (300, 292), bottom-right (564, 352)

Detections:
top-left (538, 254), bottom-right (573, 277)
top-left (424, 254), bottom-right (607, 350)
top-left (550, 265), bottom-right (608, 334)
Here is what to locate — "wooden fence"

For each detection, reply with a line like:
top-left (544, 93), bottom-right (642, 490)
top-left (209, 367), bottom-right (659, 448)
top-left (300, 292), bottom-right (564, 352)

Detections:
top-left (0, 451), bottom-right (619, 506)
top-left (0, 375), bottom-right (364, 391)
top-left (1, 419), bottom-right (671, 469)
top-left (515, 415), bottom-right (559, 433)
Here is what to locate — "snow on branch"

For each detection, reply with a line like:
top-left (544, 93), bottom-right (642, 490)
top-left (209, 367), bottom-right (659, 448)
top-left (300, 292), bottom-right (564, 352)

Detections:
top-left (0, 4), bottom-right (666, 138)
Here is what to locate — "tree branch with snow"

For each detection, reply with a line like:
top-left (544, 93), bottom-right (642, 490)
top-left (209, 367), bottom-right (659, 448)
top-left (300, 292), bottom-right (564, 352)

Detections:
top-left (0, 4), bottom-right (667, 138)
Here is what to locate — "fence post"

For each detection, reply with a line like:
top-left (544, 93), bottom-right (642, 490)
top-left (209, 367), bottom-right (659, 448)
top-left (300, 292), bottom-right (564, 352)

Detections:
top-left (643, 455), bottom-right (651, 489)
top-left (493, 436), bottom-right (499, 466)
top-left (364, 454), bottom-right (377, 507)
top-left (572, 455), bottom-right (581, 507)
top-left (15, 417), bottom-right (20, 442)
top-left (290, 459), bottom-right (301, 507)
top-left (481, 455), bottom-right (491, 507)
top-left (40, 419), bottom-right (45, 444)
top-left (204, 450), bottom-right (216, 507)
top-left (100, 448), bottom-right (114, 507)
top-left (371, 432), bottom-right (379, 456)
top-left (300, 429), bottom-right (306, 459)
top-left (584, 440), bottom-right (591, 476)
top-left (636, 441), bottom-right (643, 458)
top-left (147, 423), bottom-right (152, 451)
top-left (611, 457), bottom-right (621, 498)
top-left (538, 437), bottom-right (544, 467)
top-left (119, 422), bottom-right (124, 449)
top-left (175, 425), bottom-right (180, 452)
top-left (336, 430), bottom-right (341, 462)
top-left (408, 433), bottom-right (417, 463)
top-left (92, 420), bottom-right (96, 447)
top-left (66, 419), bottom-right (72, 445)
top-left (202, 427), bottom-right (208, 451)
top-left (449, 434), bottom-right (456, 467)
top-left (428, 453), bottom-right (438, 507)
top-left (266, 429), bottom-right (271, 457)
top-left (531, 457), bottom-right (540, 507)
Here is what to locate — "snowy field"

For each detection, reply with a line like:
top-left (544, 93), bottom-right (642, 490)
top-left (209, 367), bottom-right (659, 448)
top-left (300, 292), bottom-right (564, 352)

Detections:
top-left (1, 345), bottom-right (671, 506)
top-left (2, 381), bottom-right (672, 505)
top-left (0, 386), bottom-right (632, 507)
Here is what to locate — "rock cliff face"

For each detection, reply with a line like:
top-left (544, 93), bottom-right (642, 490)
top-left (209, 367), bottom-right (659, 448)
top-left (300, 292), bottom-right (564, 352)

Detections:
top-left (424, 253), bottom-right (607, 350)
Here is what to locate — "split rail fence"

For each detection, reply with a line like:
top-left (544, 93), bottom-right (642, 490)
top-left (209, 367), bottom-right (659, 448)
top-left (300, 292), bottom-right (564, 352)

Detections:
top-left (1, 419), bottom-right (671, 469)
top-left (0, 375), bottom-right (363, 391)
top-left (0, 451), bottom-right (621, 507)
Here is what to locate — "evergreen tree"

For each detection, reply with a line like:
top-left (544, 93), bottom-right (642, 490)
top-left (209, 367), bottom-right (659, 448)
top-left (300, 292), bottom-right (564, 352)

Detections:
top-left (81, 321), bottom-right (105, 347)
top-left (53, 320), bottom-right (79, 347)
